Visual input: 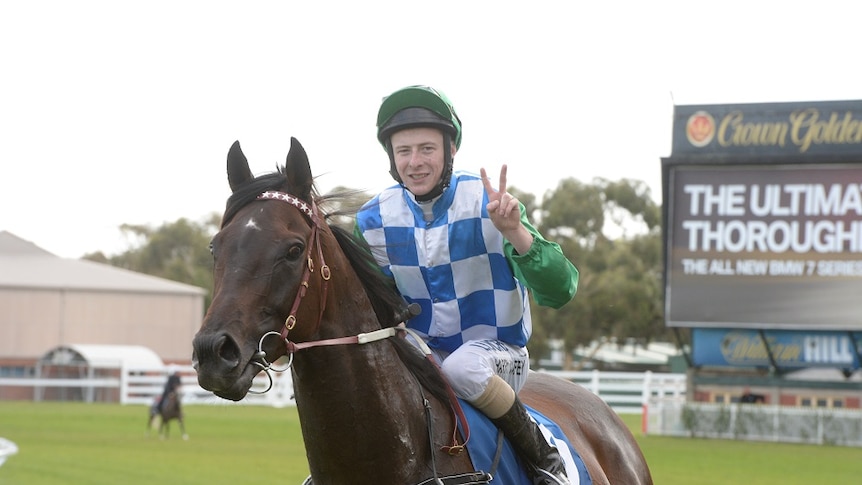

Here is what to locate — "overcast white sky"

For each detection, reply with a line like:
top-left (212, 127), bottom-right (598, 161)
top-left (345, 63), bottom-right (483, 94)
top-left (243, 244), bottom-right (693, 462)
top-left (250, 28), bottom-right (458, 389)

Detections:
top-left (3, 1), bottom-right (861, 258)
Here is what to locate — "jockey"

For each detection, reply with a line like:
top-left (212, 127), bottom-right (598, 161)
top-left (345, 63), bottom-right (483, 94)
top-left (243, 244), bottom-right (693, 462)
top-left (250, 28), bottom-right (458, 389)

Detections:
top-left (157, 369), bottom-right (182, 413)
top-left (354, 85), bottom-right (579, 485)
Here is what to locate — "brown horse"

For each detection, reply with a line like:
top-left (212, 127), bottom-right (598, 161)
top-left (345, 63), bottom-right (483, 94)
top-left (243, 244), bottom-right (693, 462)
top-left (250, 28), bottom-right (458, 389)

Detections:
top-left (192, 138), bottom-right (653, 484)
top-left (147, 390), bottom-right (188, 440)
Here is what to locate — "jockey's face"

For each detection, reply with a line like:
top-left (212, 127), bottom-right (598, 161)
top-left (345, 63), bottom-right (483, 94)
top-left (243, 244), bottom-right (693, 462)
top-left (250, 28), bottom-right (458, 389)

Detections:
top-left (390, 127), bottom-right (455, 197)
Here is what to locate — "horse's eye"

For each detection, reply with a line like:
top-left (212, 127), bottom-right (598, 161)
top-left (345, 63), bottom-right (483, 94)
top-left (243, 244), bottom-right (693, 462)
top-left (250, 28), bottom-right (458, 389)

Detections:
top-left (286, 244), bottom-right (304, 261)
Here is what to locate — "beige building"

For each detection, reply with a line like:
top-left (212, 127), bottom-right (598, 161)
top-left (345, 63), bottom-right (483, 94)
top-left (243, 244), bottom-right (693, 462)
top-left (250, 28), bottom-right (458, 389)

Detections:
top-left (0, 231), bottom-right (206, 370)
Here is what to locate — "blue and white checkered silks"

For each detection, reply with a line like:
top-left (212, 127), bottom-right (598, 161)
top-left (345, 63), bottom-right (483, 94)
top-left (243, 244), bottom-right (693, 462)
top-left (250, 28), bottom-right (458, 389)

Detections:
top-left (357, 171), bottom-right (532, 353)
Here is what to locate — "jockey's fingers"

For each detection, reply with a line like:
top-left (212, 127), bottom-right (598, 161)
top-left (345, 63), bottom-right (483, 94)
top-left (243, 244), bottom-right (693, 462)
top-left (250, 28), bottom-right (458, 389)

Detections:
top-left (505, 197), bottom-right (520, 217)
top-left (496, 192), bottom-right (518, 216)
top-left (480, 167), bottom-right (496, 195)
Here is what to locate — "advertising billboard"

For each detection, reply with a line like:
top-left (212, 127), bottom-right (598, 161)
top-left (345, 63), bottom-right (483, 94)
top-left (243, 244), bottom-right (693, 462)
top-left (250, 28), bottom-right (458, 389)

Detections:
top-left (692, 328), bottom-right (862, 369)
top-left (665, 163), bottom-right (862, 330)
top-left (663, 100), bottom-right (862, 333)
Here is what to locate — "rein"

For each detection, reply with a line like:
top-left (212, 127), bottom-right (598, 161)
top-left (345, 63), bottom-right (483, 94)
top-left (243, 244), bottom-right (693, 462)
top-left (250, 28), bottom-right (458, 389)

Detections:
top-left (249, 189), bottom-right (472, 459)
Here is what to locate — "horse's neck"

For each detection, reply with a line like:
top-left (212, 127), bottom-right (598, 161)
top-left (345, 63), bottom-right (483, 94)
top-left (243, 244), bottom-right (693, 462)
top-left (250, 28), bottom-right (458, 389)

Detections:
top-left (284, 235), bottom-right (477, 482)
top-left (291, 281), bottom-right (469, 482)
top-left (292, 301), bottom-right (425, 431)
top-left (291, 336), bottom-right (427, 478)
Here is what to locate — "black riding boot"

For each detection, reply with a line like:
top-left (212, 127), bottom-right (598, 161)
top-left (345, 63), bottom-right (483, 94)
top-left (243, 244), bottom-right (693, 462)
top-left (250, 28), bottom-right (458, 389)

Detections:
top-left (491, 397), bottom-right (569, 485)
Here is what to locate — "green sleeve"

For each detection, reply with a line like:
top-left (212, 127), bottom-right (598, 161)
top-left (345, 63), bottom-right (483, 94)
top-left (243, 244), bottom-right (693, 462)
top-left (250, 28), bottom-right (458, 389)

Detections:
top-left (504, 205), bottom-right (579, 309)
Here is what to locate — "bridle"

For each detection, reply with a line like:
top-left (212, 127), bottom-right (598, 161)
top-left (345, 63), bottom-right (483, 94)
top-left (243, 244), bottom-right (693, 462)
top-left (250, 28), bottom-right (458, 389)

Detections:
top-left (248, 190), bottom-right (330, 382)
top-left (247, 191), bottom-right (434, 385)
top-left (245, 189), bottom-right (473, 461)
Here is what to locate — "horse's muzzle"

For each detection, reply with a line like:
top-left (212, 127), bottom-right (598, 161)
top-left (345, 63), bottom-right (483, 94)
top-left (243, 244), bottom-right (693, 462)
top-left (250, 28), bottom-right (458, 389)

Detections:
top-left (191, 332), bottom-right (244, 394)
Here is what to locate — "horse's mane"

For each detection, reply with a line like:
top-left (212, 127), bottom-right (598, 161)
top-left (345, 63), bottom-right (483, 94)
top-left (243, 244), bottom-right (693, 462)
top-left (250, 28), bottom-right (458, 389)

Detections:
top-left (223, 168), bottom-right (450, 404)
top-left (324, 199), bottom-right (450, 405)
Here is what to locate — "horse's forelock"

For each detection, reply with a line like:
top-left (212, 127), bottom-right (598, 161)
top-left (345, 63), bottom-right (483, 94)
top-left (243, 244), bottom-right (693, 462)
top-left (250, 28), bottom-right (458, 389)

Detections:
top-left (221, 169), bottom-right (320, 228)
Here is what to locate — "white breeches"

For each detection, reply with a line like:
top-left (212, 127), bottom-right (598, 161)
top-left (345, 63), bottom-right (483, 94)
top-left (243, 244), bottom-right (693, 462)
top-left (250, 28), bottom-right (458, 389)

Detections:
top-left (432, 339), bottom-right (530, 402)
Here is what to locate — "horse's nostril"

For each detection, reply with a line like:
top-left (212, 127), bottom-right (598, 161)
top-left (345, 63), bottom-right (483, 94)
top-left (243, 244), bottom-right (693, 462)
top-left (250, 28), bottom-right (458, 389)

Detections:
top-left (215, 334), bottom-right (241, 368)
top-left (193, 332), bottom-right (241, 375)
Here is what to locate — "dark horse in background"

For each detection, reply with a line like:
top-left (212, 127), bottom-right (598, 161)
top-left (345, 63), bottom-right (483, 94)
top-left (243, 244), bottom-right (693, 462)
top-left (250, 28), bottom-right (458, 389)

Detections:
top-left (192, 138), bottom-right (653, 484)
top-left (147, 389), bottom-right (188, 440)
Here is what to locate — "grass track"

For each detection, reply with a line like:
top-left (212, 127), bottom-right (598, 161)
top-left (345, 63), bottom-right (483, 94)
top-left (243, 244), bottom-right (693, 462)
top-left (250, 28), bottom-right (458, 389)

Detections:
top-left (0, 402), bottom-right (309, 484)
top-left (0, 402), bottom-right (859, 484)
top-left (623, 414), bottom-right (862, 484)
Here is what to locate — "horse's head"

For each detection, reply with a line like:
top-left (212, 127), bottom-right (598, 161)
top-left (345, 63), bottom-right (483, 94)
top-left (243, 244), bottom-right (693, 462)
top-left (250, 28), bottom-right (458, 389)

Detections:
top-left (192, 137), bottom-right (329, 400)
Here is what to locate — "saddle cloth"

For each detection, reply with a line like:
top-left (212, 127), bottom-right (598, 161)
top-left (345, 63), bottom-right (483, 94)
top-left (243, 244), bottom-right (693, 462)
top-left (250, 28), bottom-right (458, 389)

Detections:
top-left (460, 400), bottom-right (592, 485)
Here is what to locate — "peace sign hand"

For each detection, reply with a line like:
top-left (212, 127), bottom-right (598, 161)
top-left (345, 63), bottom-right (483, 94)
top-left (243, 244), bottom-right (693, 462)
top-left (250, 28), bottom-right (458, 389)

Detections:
top-left (481, 164), bottom-right (520, 232)
top-left (481, 165), bottom-right (533, 254)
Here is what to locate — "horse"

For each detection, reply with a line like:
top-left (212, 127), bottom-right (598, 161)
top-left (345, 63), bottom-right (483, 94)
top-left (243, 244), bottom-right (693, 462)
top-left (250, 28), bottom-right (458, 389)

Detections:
top-left (147, 390), bottom-right (188, 440)
top-left (192, 137), bottom-right (653, 484)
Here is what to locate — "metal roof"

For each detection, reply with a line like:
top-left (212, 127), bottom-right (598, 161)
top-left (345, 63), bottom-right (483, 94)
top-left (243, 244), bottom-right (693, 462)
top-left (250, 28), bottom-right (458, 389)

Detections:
top-left (0, 230), bottom-right (205, 295)
top-left (39, 344), bottom-right (165, 370)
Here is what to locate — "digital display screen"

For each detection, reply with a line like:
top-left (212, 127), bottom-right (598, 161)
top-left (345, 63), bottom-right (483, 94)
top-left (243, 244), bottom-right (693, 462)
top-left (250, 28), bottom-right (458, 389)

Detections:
top-left (665, 164), bottom-right (862, 330)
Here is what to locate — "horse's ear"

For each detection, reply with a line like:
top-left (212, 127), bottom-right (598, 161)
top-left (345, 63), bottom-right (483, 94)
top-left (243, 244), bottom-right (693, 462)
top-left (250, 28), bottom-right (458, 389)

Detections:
top-left (284, 137), bottom-right (314, 201)
top-left (227, 140), bottom-right (254, 193)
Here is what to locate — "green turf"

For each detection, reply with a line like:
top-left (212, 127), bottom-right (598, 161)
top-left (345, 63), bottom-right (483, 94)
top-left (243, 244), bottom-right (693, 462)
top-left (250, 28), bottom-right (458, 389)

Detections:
top-left (0, 402), bottom-right (309, 484)
top-left (0, 402), bottom-right (859, 484)
top-left (620, 414), bottom-right (862, 485)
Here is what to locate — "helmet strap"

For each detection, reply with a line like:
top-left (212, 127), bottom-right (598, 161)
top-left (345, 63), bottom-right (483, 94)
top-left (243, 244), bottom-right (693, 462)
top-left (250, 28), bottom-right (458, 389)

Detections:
top-left (386, 142), bottom-right (403, 185)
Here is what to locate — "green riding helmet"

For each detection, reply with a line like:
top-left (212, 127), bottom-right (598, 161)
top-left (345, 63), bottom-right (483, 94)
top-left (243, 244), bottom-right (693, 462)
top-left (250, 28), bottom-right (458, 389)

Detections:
top-left (376, 85), bottom-right (463, 201)
top-left (376, 85), bottom-right (462, 149)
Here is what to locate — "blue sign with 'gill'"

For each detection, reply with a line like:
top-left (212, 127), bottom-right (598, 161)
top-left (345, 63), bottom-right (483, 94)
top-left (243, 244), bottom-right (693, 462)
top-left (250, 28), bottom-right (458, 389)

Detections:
top-left (692, 328), bottom-right (862, 369)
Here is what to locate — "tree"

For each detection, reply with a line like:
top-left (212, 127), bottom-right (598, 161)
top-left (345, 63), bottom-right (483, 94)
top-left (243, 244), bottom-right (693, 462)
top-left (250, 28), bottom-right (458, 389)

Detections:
top-left (83, 215), bottom-right (219, 308)
top-left (526, 177), bottom-right (667, 367)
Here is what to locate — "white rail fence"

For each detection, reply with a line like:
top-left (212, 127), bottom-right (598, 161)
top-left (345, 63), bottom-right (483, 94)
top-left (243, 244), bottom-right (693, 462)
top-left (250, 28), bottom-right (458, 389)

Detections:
top-left (645, 397), bottom-right (862, 447)
top-left (13, 369), bottom-right (860, 447)
top-left (0, 367), bottom-right (686, 413)
top-left (542, 370), bottom-right (686, 414)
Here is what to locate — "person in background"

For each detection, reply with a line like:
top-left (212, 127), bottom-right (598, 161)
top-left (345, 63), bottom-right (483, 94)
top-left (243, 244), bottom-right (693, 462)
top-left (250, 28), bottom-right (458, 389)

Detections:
top-left (157, 369), bottom-right (182, 413)
top-left (740, 386), bottom-right (764, 404)
top-left (354, 85), bottom-right (579, 485)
